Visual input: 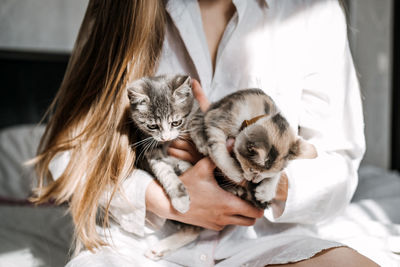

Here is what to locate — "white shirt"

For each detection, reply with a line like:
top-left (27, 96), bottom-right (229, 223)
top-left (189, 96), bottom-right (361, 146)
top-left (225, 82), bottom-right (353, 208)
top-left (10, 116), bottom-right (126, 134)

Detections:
top-left (109, 0), bottom-right (365, 233)
top-left (56, 0), bottom-right (366, 266)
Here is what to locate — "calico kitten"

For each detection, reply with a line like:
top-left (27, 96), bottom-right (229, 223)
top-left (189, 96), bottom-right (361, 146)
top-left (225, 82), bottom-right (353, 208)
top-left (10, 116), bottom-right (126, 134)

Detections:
top-left (127, 74), bottom-right (197, 213)
top-left (190, 88), bottom-right (317, 208)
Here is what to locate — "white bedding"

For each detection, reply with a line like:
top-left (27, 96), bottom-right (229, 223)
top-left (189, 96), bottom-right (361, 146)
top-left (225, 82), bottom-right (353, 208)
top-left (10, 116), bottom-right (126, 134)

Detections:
top-left (0, 125), bottom-right (399, 266)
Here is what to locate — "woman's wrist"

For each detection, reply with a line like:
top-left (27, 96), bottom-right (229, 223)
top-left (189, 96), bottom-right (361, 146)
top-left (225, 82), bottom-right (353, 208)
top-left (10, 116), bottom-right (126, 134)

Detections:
top-left (145, 180), bottom-right (176, 220)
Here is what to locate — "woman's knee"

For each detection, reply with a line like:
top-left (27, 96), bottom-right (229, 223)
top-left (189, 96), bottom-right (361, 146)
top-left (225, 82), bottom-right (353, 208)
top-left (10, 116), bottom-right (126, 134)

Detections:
top-left (268, 247), bottom-right (379, 267)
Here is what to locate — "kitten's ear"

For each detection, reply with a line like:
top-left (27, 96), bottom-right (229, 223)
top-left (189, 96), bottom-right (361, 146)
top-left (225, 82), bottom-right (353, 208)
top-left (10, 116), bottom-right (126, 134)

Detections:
top-left (127, 81), bottom-right (149, 105)
top-left (289, 138), bottom-right (318, 160)
top-left (173, 76), bottom-right (192, 103)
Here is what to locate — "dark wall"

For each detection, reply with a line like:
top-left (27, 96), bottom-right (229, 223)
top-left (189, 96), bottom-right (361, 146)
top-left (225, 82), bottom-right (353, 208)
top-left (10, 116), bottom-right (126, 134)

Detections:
top-left (392, 2), bottom-right (400, 171)
top-left (0, 50), bottom-right (69, 129)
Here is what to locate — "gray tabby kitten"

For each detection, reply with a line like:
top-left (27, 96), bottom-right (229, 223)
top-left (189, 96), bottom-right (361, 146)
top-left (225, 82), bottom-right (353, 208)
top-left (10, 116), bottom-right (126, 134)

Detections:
top-left (127, 74), bottom-right (197, 214)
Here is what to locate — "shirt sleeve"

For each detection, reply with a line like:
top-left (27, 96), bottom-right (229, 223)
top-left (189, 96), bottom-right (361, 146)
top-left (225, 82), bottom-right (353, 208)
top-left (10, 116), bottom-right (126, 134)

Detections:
top-left (99, 169), bottom-right (166, 236)
top-left (265, 0), bottom-right (366, 224)
top-left (48, 151), bottom-right (165, 236)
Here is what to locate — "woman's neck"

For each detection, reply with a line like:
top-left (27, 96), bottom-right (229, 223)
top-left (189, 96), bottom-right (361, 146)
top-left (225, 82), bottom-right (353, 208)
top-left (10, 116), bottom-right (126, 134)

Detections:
top-left (198, 0), bottom-right (236, 71)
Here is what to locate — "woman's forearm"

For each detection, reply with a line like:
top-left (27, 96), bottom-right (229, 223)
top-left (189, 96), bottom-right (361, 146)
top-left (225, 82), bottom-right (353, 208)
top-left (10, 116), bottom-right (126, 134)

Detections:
top-left (145, 157), bottom-right (263, 231)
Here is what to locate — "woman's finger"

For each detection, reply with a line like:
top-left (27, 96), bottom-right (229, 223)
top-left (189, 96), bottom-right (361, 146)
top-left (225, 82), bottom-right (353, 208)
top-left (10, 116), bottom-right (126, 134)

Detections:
top-left (274, 172), bottom-right (288, 202)
top-left (192, 79), bottom-right (210, 112)
top-left (168, 147), bottom-right (199, 165)
top-left (169, 139), bottom-right (203, 164)
top-left (226, 138), bottom-right (235, 153)
top-left (170, 139), bottom-right (196, 152)
top-left (226, 195), bottom-right (264, 219)
top-left (203, 224), bottom-right (224, 232)
top-left (225, 215), bottom-right (257, 227)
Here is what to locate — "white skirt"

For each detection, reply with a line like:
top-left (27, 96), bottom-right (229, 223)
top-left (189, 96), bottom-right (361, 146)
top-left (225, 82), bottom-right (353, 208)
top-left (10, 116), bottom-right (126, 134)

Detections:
top-left (66, 218), bottom-right (344, 267)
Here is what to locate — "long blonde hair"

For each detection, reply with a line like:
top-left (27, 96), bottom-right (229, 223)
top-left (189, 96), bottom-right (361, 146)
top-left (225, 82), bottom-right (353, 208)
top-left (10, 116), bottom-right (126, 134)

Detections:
top-left (31, 0), bottom-right (166, 252)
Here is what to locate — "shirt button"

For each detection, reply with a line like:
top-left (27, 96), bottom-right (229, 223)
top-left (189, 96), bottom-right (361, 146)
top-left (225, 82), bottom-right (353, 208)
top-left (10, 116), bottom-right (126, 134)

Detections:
top-left (199, 254), bottom-right (207, 261)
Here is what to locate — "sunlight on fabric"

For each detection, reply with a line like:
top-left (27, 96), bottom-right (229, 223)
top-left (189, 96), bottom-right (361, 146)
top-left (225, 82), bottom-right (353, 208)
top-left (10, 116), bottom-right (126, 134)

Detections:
top-left (317, 200), bottom-right (400, 267)
top-left (0, 248), bottom-right (43, 267)
top-left (357, 200), bottom-right (392, 224)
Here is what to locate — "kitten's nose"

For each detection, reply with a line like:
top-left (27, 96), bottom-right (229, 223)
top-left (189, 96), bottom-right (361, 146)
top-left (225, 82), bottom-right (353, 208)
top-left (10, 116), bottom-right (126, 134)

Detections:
top-left (161, 133), bottom-right (171, 141)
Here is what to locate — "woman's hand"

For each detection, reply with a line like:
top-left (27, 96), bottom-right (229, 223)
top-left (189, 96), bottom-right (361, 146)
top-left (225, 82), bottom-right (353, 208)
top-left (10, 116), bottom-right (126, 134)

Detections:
top-left (146, 157), bottom-right (264, 231)
top-left (270, 172), bottom-right (288, 218)
top-left (192, 79), bottom-right (210, 112)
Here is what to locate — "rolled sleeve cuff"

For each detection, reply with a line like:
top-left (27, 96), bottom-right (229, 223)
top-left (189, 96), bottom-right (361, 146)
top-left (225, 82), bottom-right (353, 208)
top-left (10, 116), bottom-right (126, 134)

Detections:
top-left (104, 169), bottom-right (165, 236)
top-left (265, 150), bottom-right (357, 224)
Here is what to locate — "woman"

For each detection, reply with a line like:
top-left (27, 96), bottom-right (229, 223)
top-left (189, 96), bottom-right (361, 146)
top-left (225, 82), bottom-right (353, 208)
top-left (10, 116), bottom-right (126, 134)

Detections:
top-left (33, 0), bottom-right (377, 266)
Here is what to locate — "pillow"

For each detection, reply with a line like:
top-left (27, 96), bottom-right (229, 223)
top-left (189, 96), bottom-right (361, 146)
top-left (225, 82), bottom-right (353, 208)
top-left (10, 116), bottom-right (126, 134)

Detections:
top-left (354, 165), bottom-right (400, 202)
top-left (0, 124), bottom-right (45, 199)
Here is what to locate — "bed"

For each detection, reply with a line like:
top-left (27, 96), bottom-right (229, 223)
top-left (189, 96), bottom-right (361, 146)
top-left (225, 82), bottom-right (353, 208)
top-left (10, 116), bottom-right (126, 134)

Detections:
top-left (0, 124), bottom-right (399, 267)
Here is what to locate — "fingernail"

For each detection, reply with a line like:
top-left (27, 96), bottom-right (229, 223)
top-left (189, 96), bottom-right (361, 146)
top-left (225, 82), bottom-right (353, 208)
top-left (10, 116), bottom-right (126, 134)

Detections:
top-left (226, 138), bottom-right (235, 148)
top-left (258, 209), bottom-right (264, 217)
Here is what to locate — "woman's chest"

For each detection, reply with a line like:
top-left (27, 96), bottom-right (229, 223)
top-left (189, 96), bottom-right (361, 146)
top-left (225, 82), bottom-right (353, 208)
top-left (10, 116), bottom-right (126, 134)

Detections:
top-left (156, 8), bottom-right (309, 129)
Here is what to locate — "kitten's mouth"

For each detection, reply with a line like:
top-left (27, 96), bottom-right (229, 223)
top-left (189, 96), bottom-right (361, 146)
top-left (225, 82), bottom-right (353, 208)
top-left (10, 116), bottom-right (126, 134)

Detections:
top-left (155, 137), bottom-right (178, 143)
top-left (245, 173), bottom-right (275, 183)
top-left (244, 172), bottom-right (258, 182)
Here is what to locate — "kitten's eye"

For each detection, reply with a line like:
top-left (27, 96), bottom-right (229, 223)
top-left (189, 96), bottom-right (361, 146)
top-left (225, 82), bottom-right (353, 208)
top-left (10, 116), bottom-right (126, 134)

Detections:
top-left (171, 120), bottom-right (183, 127)
top-left (247, 143), bottom-right (255, 153)
top-left (264, 159), bottom-right (272, 169)
top-left (147, 124), bottom-right (159, 130)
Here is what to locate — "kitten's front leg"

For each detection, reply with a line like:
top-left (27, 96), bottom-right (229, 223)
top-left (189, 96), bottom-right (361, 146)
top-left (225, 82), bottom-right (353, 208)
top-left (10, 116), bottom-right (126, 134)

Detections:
top-left (254, 174), bottom-right (281, 205)
top-left (149, 158), bottom-right (190, 214)
top-left (207, 126), bottom-right (244, 184)
top-left (163, 156), bottom-right (192, 176)
top-left (145, 226), bottom-right (201, 261)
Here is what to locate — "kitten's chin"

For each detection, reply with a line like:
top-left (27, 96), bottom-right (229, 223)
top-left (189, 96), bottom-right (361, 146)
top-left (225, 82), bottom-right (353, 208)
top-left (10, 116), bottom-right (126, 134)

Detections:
top-left (245, 172), bottom-right (280, 183)
top-left (156, 133), bottom-right (180, 142)
top-left (155, 136), bottom-right (178, 143)
top-left (243, 172), bottom-right (255, 182)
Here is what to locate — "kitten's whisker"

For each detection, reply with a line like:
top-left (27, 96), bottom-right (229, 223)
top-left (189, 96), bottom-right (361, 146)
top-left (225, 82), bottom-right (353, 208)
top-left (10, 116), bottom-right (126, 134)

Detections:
top-left (130, 137), bottom-right (153, 148)
top-left (148, 139), bottom-right (159, 155)
top-left (217, 178), bottom-right (240, 187)
top-left (218, 182), bottom-right (238, 189)
top-left (137, 138), bottom-right (154, 161)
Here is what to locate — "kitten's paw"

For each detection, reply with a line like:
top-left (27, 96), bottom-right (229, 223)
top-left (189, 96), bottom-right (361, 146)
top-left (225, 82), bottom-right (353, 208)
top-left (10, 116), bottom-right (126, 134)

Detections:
top-left (252, 175), bottom-right (265, 184)
top-left (254, 180), bottom-right (276, 204)
top-left (171, 195), bottom-right (190, 213)
top-left (197, 146), bottom-right (209, 156)
top-left (144, 247), bottom-right (170, 261)
top-left (177, 161), bottom-right (192, 173)
top-left (225, 186), bottom-right (245, 197)
top-left (253, 199), bottom-right (270, 209)
top-left (224, 170), bottom-right (245, 184)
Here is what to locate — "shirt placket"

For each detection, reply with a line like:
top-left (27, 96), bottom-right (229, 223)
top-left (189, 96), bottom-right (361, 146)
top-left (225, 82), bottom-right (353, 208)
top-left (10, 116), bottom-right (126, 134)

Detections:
top-left (165, 0), bottom-right (213, 95)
